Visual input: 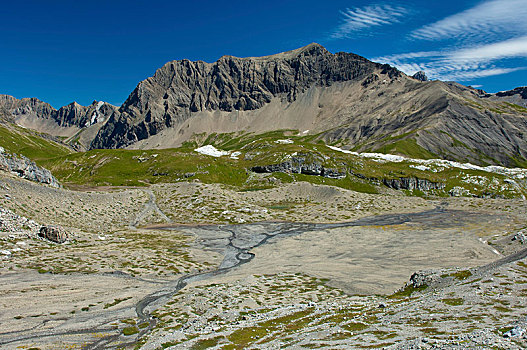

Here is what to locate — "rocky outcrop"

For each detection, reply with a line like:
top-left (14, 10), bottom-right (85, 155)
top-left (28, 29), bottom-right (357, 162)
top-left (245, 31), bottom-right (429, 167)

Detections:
top-left (0, 150), bottom-right (60, 187)
top-left (382, 177), bottom-right (445, 191)
top-left (38, 225), bottom-right (68, 243)
top-left (54, 100), bottom-right (116, 128)
top-left (251, 153), bottom-right (346, 179)
top-left (412, 71), bottom-right (428, 81)
top-left (90, 43), bottom-right (399, 149)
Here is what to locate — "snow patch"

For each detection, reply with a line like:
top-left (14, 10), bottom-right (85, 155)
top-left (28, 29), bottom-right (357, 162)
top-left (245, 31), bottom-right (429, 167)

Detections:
top-left (230, 151), bottom-right (242, 160)
top-left (195, 145), bottom-right (231, 158)
top-left (275, 139), bottom-right (294, 144)
top-left (0, 146), bottom-right (4, 154)
top-left (327, 146), bottom-right (527, 179)
top-left (410, 165), bottom-right (431, 171)
top-left (96, 101), bottom-right (105, 111)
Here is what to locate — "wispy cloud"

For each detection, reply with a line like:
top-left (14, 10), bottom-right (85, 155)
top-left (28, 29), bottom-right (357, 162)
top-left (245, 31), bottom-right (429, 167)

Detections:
top-left (410, 0), bottom-right (527, 42)
top-left (373, 36), bottom-right (527, 81)
top-left (331, 4), bottom-right (409, 39)
top-left (450, 36), bottom-right (527, 63)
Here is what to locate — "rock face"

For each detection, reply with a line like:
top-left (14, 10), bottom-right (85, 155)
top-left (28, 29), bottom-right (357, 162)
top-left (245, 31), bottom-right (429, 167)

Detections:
top-left (382, 177), bottom-right (445, 191)
top-left (251, 153), bottom-right (346, 179)
top-left (54, 100), bottom-right (116, 128)
top-left (90, 43), bottom-right (398, 149)
top-left (86, 43), bottom-right (527, 167)
top-left (0, 150), bottom-right (60, 187)
top-left (0, 96), bottom-right (118, 150)
top-left (38, 225), bottom-right (68, 243)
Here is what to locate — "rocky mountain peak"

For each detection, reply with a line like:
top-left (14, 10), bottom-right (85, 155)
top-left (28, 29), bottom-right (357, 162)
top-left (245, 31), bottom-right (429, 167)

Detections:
top-left (90, 44), bottom-right (389, 149)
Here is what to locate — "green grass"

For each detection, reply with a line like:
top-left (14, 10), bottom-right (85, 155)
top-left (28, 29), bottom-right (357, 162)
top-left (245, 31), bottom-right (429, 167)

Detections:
top-left (446, 270), bottom-right (473, 280)
top-left (374, 137), bottom-right (437, 160)
top-left (190, 336), bottom-right (224, 350)
top-left (226, 309), bottom-right (314, 348)
top-left (503, 102), bottom-right (527, 113)
top-left (440, 298), bottom-right (464, 306)
top-left (0, 124), bottom-right (72, 162)
top-left (104, 297), bottom-right (132, 309)
top-left (122, 326), bottom-right (139, 336)
top-left (388, 284), bottom-right (428, 299)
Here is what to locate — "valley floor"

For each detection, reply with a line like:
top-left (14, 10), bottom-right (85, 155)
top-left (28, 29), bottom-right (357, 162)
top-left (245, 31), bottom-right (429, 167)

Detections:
top-left (0, 173), bottom-right (526, 349)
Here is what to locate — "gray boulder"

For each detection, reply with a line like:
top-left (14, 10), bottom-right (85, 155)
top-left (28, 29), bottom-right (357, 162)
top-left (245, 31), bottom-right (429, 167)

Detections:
top-left (38, 225), bottom-right (69, 243)
top-left (407, 269), bottom-right (442, 288)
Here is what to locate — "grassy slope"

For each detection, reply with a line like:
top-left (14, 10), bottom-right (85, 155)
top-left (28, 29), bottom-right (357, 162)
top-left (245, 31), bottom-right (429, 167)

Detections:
top-left (32, 130), bottom-right (524, 198)
top-left (0, 124), bottom-right (523, 198)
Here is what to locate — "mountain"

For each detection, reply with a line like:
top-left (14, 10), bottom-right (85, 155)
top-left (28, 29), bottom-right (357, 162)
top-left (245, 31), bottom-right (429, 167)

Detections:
top-left (2, 44), bottom-right (527, 167)
top-left (87, 43), bottom-right (526, 167)
top-left (0, 95), bottom-right (117, 150)
top-left (90, 43), bottom-right (397, 149)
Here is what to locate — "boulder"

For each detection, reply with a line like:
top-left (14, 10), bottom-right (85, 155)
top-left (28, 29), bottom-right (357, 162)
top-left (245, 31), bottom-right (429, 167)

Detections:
top-left (38, 225), bottom-right (68, 243)
top-left (503, 326), bottom-right (525, 338)
top-left (408, 269), bottom-right (442, 288)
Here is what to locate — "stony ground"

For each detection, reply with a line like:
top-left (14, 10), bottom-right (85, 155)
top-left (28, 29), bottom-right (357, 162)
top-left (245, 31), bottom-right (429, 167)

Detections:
top-left (0, 172), bottom-right (526, 349)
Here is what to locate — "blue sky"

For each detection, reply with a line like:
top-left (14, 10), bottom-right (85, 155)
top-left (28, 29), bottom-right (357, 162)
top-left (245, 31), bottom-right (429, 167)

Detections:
top-left (1, 0), bottom-right (526, 108)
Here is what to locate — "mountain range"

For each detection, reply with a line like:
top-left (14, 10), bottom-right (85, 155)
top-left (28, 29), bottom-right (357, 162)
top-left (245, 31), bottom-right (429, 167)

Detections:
top-left (1, 43), bottom-right (526, 167)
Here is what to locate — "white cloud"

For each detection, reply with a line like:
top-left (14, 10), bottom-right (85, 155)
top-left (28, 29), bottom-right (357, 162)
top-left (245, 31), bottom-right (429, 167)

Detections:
top-left (331, 4), bottom-right (409, 39)
top-left (411, 0), bottom-right (527, 42)
top-left (372, 36), bottom-right (527, 82)
top-left (449, 36), bottom-right (527, 63)
top-left (438, 67), bottom-right (524, 81)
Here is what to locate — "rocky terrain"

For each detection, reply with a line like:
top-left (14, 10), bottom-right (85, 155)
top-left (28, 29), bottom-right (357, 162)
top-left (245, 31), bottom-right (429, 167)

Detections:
top-left (0, 167), bottom-right (526, 349)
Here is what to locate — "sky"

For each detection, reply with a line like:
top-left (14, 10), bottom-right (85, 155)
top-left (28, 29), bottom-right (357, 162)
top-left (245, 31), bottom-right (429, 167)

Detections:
top-left (1, 0), bottom-right (526, 108)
